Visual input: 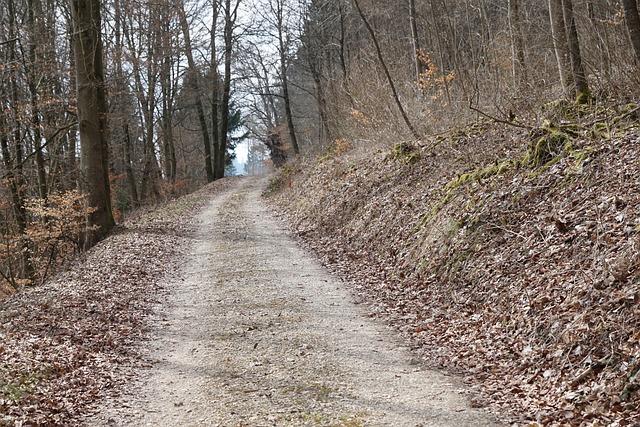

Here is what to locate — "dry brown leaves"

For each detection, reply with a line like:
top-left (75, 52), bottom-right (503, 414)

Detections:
top-left (0, 178), bottom-right (238, 426)
top-left (269, 108), bottom-right (640, 426)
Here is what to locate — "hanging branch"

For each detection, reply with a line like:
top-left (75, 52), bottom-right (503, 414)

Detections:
top-left (352, 0), bottom-right (421, 140)
top-left (468, 100), bottom-right (532, 130)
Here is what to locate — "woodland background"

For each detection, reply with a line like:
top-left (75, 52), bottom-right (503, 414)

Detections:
top-left (1, 0), bottom-right (640, 424)
top-left (1, 0), bottom-right (639, 293)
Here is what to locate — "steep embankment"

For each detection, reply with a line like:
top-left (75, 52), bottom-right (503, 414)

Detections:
top-left (269, 103), bottom-right (640, 425)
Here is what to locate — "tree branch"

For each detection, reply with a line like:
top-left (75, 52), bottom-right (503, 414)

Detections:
top-left (468, 100), bottom-right (533, 130)
top-left (352, 0), bottom-right (421, 140)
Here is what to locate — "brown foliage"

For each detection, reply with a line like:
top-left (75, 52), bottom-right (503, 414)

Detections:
top-left (0, 190), bottom-right (96, 293)
top-left (25, 190), bottom-right (96, 284)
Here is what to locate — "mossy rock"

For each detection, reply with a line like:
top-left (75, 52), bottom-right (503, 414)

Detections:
top-left (392, 142), bottom-right (420, 165)
top-left (445, 159), bottom-right (519, 191)
top-left (525, 129), bottom-right (568, 168)
top-left (575, 89), bottom-right (592, 106)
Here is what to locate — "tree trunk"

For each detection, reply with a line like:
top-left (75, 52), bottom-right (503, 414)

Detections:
top-left (210, 0), bottom-right (221, 181)
top-left (548, 0), bottom-right (574, 97)
top-left (275, 0), bottom-right (300, 156)
top-left (337, 1), bottom-right (349, 86)
top-left (177, 1), bottom-right (214, 182)
top-left (161, 84), bottom-right (177, 184)
top-left (0, 105), bottom-right (35, 286)
top-left (113, 0), bottom-right (138, 205)
top-left (508, 0), bottom-right (527, 85)
top-left (160, 50), bottom-right (176, 184)
top-left (409, 0), bottom-right (425, 81)
top-left (65, 23), bottom-right (78, 190)
top-left (585, 3), bottom-right (611, 77)
top-left (69, 0), bottom-right (115, 247)
top-left (622, 0), bottom-right (640, 64)
top-left (301, 2), bottom-right (334, 143)
top-left (562, 0), bottom-right (591, 103)
top-left (215, 0), bottom-right (240, 180)
top-left (123, 124), bottom-right (139, 206)
top-left (26, 0), bottom-right (48, 200)
top-left (311, 63), bottom-right (331, 144)
top-left (127, 11), bottom-right (161, 199)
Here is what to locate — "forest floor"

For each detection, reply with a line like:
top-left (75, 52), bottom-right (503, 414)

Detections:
top-left (269, 101), bottom-right (640, 426)
top-left (3, 102), bottom-right (639, 426)
top-left (0, 176), bottom-right (501, 426)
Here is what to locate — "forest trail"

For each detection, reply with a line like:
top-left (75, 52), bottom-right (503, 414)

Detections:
top-left (85, 177), bottom-right (500, 426)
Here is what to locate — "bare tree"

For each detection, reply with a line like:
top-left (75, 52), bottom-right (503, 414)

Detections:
top-left (274, 0), bottom-right (300, 155)
top-left (562, 0), bottom-right (590, 103)
top-left (622, 0), bottom-right (640, 64)
top-left (549, 0), bottom-right (574, 97)
top-left (508, 0), bottom-right (527, 85)
top-left (178, 0), bottom-right (215, 182)
top-left (352, 0), bottom-right (420, 140)
top-left (69, 0), bottom-right (115, 246)
top-left (300, 2), bottom-right (333, 144)
top-left (111, 0), bottom-right (139, 206)
top-left (122, 2), bottom-right (162, 199)
top-left (409, 0), bottom-right (425, 82)
top-left (214, 0), bottom-right (241, 179)
top-left (155, 2), bottom-right (178, 185)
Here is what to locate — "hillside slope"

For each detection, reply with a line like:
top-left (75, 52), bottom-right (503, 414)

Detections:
top-left (269, 103), bottom-right (640, 425)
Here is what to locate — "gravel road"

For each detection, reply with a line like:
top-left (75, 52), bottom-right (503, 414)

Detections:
top-left (86, 176), bottom-right (501, 426)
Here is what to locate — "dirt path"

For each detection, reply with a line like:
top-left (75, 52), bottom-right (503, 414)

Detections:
top-left (86, 177), bottom-right (501, 426)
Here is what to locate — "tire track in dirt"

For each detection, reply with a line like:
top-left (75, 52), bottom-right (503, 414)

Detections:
top-left (85, 176), bottom-right (501, 426)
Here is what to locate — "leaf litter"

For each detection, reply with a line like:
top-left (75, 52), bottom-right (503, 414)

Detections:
top-left (0, 178), bottom-right (238, 426)
top-left (268, 105), bottom-right (640, 426)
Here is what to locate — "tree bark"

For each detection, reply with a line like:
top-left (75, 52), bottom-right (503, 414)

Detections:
top-left (548, 0), bottom-right (574, 97)
top-left (562, 0), bottom-right (591, 103)
top-left (622, 0), bottom-right (640, 64)
top-left (508, 0), bottom-right (527, 85)
top-left (177, 1), bottom-right (215, 182)
top-left (69, 0), bottom-right (115, 247)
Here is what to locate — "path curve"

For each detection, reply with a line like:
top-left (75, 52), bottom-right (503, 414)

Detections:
top-left (86, 177), bottom-right (501, 426)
